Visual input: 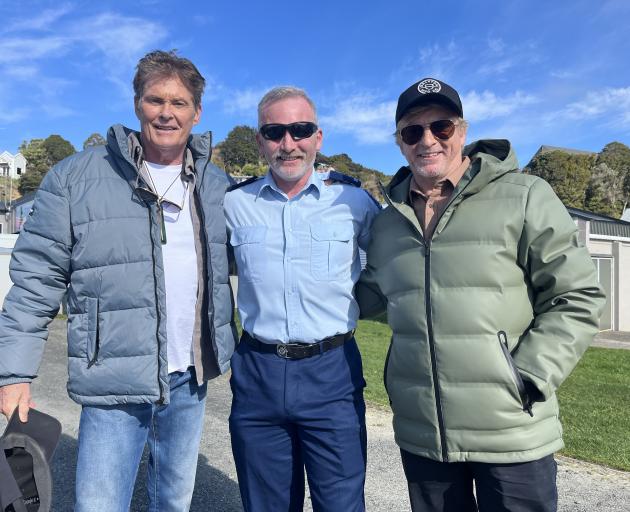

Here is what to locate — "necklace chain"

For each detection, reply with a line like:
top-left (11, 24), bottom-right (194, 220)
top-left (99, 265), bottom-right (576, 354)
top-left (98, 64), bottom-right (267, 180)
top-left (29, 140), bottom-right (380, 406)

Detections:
top-left (143, 162), bottom-right (188, 209)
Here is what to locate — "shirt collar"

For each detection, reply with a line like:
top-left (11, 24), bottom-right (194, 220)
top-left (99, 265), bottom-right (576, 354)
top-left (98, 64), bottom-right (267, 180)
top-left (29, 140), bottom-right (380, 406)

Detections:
top-left (256, 168), bottom-right (322, 200)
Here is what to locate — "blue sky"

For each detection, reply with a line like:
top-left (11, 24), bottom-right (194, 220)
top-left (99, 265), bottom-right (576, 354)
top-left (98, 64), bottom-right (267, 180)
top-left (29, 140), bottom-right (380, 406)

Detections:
top-left (1, 0), bottom-right (629, 174)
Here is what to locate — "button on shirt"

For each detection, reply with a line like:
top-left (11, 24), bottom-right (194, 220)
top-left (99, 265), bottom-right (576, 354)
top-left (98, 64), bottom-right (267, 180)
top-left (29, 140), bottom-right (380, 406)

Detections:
top-left (225, 170), bottom-right (380, 344)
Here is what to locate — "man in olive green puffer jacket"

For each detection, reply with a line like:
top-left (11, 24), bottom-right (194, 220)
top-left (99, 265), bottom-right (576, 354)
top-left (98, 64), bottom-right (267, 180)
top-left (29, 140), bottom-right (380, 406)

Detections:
top-left (357, 78), bottom-right (605, 512)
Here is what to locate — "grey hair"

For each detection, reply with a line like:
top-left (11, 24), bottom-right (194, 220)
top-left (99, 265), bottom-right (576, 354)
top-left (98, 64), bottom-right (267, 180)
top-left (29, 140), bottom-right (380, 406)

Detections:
top-left (393, 103), bottom-right (467, 146)
top-left (257, 86), bottom-right (318, 127)
top-left (134, 50), bottom-right (205, 110)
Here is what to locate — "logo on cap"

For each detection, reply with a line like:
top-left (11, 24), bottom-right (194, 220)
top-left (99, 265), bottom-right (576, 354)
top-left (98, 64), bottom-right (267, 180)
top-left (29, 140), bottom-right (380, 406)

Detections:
top-left (417, 79), bottom-right (441, 94)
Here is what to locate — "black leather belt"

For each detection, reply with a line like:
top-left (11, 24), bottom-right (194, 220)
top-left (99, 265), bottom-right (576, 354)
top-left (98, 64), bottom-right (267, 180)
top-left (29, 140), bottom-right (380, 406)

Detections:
top-left (242, 331), bottom-right (353, 360)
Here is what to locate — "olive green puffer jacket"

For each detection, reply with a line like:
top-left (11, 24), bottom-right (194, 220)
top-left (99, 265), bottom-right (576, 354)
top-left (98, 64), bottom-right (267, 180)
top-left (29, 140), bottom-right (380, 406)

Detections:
top-left (357, 139), bottom-right (605, 463)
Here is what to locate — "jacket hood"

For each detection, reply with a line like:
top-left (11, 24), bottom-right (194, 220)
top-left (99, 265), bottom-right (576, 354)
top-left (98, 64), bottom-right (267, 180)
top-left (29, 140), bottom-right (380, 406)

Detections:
top-left (385, 139), bottom-right (519, 203)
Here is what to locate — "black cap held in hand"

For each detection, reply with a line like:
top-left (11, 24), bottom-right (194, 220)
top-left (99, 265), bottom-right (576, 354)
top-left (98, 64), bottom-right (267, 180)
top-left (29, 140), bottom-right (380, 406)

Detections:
top-left (395, 78), bottom-right (463, 124)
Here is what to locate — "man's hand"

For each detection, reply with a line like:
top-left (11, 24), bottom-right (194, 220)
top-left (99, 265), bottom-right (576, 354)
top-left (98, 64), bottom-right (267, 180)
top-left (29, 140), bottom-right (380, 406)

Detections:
top-left (0, 383), bottom-right (33, 422)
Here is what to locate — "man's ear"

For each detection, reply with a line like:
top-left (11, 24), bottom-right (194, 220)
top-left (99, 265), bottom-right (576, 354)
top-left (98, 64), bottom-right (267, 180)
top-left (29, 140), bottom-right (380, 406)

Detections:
top-left (193, 104), bottom-right (202, 125)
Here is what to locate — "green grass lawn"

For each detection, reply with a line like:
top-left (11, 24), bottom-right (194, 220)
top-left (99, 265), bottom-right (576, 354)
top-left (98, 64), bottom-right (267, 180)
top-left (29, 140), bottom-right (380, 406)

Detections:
top-left (355, 319), bottom-right (630, 470)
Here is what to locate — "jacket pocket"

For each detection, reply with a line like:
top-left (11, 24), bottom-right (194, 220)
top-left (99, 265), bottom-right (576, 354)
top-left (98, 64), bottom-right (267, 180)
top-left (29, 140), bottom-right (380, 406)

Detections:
top-left (86, 297), bottom-right (100, 368)
top-left (310, 222), bottom-right (353, 281)
top-left (497, 331), bottom-right (530, 414)
top-left (230, 226), bottom-right (267, 283)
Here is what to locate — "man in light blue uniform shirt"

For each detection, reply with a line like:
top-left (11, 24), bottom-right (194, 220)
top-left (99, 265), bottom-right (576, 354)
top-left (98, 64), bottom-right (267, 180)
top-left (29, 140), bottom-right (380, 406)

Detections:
top-left (224, 86), bottom-right (380, 512)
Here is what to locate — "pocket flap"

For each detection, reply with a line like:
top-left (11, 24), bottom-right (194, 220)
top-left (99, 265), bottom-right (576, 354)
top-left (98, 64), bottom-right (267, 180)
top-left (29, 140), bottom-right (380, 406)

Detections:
top-left (230, 226), bottom-right (266, 246)
top-left (310, 223), bottom-right (352, 242)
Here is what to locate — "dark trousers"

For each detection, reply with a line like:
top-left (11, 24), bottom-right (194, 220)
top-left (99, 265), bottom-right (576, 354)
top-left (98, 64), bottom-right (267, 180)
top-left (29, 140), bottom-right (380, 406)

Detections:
top-left (400, 449), bottom-right (557, 512)
top-left (229, 335), bottom-right (367, 512)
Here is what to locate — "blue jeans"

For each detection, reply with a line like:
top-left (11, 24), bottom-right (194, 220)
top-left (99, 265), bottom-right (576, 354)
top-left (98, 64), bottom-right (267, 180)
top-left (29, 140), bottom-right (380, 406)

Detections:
top-left (74, 368), bottom-right (207, 512)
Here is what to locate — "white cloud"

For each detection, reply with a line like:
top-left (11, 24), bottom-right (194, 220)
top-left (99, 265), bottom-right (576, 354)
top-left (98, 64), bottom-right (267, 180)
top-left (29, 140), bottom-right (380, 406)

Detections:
top-left (222, 87), bottom-right (269, 117)
top-left (462, 90), bottom-right (539, 121)
top-left (0, 37), bottom-right (69, 63)
top-left (487, 37), bottom-right (506, 54)
top-left (320, 93), bottom-right (396, 145)
top-left (564, 87), bottom-right (630, 124)
top-left (5, 4), bottom-right (74, 32)
top-left (0, 10), bottom-right (168, 123)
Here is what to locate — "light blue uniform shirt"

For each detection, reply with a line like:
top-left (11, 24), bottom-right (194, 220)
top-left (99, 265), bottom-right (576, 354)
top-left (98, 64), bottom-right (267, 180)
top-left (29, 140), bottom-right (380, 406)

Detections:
top-left (225, 170), bottom-right (380, 344)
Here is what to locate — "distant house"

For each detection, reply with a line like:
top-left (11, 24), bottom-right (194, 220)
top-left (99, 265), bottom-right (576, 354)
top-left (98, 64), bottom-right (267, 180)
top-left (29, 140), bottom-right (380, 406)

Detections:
top-left (0, 151), bottom-right (27, 179)
top-left (0, 201), bottom-right (9, 234)
top-left (5, 191), bottom-right (36, 234)
top-left (568, 207), bottom-right (630, 331)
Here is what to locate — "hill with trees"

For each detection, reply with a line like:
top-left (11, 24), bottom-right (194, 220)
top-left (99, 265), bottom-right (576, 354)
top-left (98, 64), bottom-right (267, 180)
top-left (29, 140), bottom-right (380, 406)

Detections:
top-left (525, 142), bottom-right (630, 218)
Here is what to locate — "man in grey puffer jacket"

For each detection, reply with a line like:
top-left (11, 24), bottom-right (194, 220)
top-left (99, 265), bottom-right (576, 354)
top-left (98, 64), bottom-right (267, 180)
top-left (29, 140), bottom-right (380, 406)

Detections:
top-left (0, 50), bottom-right (237, 511)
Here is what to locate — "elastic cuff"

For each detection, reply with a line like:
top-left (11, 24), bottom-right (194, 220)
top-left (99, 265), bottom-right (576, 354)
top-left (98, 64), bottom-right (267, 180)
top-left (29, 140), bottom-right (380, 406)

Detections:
top-left (0, 377), bottom-right (34, 387)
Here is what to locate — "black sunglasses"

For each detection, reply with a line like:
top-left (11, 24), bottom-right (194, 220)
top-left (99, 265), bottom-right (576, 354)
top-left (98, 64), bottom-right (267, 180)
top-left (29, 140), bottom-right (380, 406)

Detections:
top-left (259, 122), bottom-right (318, 142)
top-left (399, 119), bottom-right (458, 145)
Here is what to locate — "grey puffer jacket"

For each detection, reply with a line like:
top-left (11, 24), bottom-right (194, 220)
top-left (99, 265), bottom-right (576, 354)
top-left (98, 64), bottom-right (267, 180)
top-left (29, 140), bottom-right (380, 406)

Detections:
top-left (0, 124), bottom-right (237, 405)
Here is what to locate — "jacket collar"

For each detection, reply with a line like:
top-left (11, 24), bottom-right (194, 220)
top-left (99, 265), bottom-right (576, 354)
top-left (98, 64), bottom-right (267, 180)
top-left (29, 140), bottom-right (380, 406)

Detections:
top-left (106, 124), bottom-right (213, 196)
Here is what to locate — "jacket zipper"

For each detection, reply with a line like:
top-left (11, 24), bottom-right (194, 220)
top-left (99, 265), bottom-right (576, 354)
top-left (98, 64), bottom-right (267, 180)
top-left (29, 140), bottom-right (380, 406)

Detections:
top-left (195, 188), bottom-right (215, 346)
top-left (147, 204), bottom-right (165, 404)
top-left (424, 241), bottom-right (449, 461)
top-left (386, 180), bottom-right (475, 463)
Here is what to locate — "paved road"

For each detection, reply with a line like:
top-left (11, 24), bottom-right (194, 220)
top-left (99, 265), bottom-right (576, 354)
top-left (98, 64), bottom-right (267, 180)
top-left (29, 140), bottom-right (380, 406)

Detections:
top-left (594, 331), bottom-right (630, 350)
top-left (2, 320), bottom-right (629, 511)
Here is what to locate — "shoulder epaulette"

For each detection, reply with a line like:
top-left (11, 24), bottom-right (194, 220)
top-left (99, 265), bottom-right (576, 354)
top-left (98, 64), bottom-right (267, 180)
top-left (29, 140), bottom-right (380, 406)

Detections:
top-left (227, 176), bottom-right (262, 192)
top-left (327, 171), bottom-right (361, 187)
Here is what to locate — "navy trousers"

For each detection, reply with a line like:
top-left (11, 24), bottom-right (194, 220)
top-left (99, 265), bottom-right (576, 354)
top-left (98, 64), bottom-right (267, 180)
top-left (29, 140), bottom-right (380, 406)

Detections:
top-left (400, 449), bottom-right (558, 512)
top-left (229, 335), bottom-right (367, 512)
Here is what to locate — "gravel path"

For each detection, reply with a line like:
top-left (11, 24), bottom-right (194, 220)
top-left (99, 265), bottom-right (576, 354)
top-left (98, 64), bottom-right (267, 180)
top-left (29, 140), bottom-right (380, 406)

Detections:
top-left (1, 319), bottom-right (628, 511)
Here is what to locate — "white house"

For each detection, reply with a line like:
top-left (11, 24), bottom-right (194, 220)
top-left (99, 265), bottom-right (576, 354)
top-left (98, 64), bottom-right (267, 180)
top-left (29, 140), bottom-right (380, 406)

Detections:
top-left (0, 151), bottom-right (27, 179)
top-left (569, 207), bottom-right (630, 331)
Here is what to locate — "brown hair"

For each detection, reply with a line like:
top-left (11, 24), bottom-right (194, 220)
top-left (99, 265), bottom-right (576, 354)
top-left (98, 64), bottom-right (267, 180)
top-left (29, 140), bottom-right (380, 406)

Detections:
top-left (133, 50), bottom-right (205, 109)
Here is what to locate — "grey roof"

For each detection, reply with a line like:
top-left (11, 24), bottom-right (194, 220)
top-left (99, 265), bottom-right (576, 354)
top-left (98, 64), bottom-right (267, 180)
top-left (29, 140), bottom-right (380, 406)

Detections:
top-left (534, 145), bottom-right (597, 157)
top-left (590, 220), bottom-right (630, 238)
top-left (567, 206), bottom-right (630, 239)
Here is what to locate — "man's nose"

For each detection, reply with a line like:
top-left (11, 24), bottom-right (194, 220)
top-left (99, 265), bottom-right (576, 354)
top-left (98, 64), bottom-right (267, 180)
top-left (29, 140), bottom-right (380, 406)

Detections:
top-left (419, 125), bottom-right (437, 146)
top-left (279, 130), bottom-right (297, 150)
top-left (158, 102), bottom-right (174, 119)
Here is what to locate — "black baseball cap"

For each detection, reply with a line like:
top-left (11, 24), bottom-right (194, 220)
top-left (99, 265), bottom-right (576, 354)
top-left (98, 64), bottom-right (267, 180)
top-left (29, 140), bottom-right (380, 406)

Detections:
top-left (1, 408), bottom-right (61, 512)
top-left (395, 78), bottom-right (463, 124)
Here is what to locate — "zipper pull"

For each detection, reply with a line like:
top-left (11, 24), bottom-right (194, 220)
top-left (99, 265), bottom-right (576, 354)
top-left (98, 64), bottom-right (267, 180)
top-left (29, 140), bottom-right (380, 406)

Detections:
top-left (497, 330), bottom-right (508, 348)
top-left (159, 203), bottom-right (167, 244)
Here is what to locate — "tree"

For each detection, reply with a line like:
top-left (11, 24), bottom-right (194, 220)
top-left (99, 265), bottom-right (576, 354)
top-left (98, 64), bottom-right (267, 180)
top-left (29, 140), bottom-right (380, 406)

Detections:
top-left (18, 139), bottom-right (49, 194)
top-left (525, 151), bottom-right (594, 209)
top-left (83, 132), bottom-right (107, 149)
top-left (596, 142), bottom-right (630, 212)
top-left (18, 135), bottom-right (76, 194)
top-left (217, 125), bottom-right (260, 172)
top-left (585, 162), bottom-right (624, 217)
top-left (42, 135), bottom-right (75, 165)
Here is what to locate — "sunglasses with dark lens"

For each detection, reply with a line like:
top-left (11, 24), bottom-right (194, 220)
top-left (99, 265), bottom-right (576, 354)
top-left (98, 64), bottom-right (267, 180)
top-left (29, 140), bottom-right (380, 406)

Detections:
top-left (399, 119), bottom-right (458, 145)
top-left (259, 122), bottom-right (318, 142)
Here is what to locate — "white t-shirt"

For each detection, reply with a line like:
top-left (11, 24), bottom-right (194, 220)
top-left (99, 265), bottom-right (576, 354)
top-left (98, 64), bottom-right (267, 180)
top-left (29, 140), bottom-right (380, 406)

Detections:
top-left (145, 162), bottom-right (197, 374)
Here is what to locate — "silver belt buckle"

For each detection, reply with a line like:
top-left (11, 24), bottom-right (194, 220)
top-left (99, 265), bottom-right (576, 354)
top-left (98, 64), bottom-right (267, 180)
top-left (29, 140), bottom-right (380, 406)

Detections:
top-left (276, 344), bottom-right (290, 358)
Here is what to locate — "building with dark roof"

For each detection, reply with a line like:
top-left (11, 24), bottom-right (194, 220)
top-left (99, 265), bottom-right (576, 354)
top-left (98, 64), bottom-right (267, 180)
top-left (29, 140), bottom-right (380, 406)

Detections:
top-left (568, 207), bottom-right (630, 331)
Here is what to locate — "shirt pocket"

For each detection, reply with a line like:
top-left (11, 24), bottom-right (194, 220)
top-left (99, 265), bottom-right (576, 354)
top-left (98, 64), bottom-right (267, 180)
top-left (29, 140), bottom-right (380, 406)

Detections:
top-left (310, 222), bottom-right (354, 281)
top-left (230, 226), bottom-right (267, 283)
